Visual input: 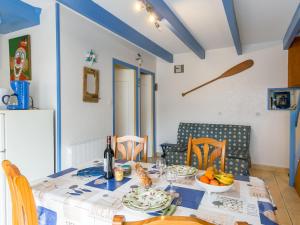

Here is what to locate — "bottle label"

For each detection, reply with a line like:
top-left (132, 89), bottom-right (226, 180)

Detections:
top-left (104, 158), bottom-right (108, 172)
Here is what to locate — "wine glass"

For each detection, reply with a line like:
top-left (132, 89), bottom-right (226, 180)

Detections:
top-left (156, 158), bottom-right (166, 177)
top-left (166, 167), bottom-right (178, 194)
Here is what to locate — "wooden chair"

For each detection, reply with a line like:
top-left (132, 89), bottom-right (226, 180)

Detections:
top-left (112, 215), bottom-right (249, 225)
top-left (186, 137), bottom-right (226, 171)
top-left (112, 215), bottom-right (214, 225)
top-left (13, 175), bottom-right (39, 225)
top-left (2, 160), bottom-right (21, 225)
top-left (113, 136), bottom-right (148, 162)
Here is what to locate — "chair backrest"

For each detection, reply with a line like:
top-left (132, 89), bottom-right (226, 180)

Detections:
top-left (2, 160), bottom-right (21, 225)
top-left (13, 175), bottom-right (39, 225)
top-left (186, 137), bottom-right (226, 171)
top-left (113, 136), bottom-right (148, 162)
top-left (176, 123), bottom-right (250, 156)
top-left (112, 215), bottom-right (214, 225)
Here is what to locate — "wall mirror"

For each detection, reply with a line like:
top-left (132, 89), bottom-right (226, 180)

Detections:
top-left (83, 67), bottom-right (100, 103)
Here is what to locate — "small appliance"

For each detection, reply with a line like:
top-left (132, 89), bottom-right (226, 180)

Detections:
top-left (2, 81), bottom-right (30, 110)
top-left (0, 88), bottom-right (9, 109)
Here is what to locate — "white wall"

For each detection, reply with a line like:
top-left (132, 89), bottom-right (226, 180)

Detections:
top-left (156, 42), bottom-right (289, 168)
top-left (60, 7), bottom-right (156, 169)
top-left (0, 1), bottom-right (57, 109)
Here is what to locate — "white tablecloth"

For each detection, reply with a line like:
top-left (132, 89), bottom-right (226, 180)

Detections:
top-left (32, 161), bottom-right (277, 225)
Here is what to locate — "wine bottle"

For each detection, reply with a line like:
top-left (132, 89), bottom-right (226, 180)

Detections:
top-left (104, 136), bottom-right (114, 179)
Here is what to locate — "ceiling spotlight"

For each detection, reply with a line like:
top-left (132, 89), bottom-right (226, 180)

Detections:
top-left (134, 0), bottom-right (162, 30)
top-left (154, 21), bottom-right (161, 30)
top-left (134, 0), bottom-right (144, 12)
top-left (148, 13), bottom-right (156, 23)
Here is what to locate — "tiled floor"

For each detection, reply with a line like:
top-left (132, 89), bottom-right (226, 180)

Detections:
top-left (250, 168), bottom-right (300, 225)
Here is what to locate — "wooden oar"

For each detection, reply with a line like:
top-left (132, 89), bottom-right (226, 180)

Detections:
top-left (182, 59), bottom-right (254, 97)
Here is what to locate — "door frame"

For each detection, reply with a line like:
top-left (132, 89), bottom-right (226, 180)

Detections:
top-left (112, 58), bottom-right (157, 156)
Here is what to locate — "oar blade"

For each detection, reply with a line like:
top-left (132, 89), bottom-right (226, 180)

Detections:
top-left (222, 59), bottom-right (254, 78)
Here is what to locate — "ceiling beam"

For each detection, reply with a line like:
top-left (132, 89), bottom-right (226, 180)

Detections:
top-left (147, 0), bottom-right (205, 59)
top-left (222, 0), bottom-right (242, 55)
top-left (283, 4), bottom-right (300, 50)
top-left (57, 0), bottom-right (173, 63)
top-left (0, 0), bottom-right (41, 34)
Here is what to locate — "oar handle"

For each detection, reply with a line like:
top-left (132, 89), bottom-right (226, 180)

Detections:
top-left (182, 77), bottom-right (219, 97)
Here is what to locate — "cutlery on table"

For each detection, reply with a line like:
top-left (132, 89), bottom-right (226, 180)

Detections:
top-left (66, 192), bottom-right (81, 196)
top-left (162, 196), bottom-right (182, 216)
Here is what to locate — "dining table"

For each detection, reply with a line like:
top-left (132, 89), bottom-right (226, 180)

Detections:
top-left (32, 160), bottom-right (278, 225)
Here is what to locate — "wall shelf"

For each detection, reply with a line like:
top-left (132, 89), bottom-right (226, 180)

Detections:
top-left (0, 0), bottom-right (41, 34)
top-left (268, 88), bottom-right (300, 111)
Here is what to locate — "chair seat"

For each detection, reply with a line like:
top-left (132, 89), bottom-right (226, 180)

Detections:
top-left (164, 151), bottom-right (249, 176)
top-left (227, 150), bottom-right (249, 160)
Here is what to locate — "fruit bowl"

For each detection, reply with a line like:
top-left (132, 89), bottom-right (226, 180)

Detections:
top-left (195, 172), bottom-right (234, 194)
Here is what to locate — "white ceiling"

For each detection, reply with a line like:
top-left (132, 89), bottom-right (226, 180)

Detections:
top-left (234, 0), bottom-right (300, 46)
top-left (93, 0), bottom-right (299, 55)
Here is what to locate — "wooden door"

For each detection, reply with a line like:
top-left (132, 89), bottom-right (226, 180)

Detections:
top-left (288, 37), bottom-right (300, 87)
top-left (115, 67), bottom-right (136, 136)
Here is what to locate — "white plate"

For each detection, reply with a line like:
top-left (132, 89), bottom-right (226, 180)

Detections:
top-left (122, 187), bottom-right (172, 212)
top-left (168, 165), bottom-right (198, 177)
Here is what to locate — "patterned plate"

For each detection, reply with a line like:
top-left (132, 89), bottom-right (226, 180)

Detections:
top-left (122, 187), bottom-right (172, 212)
top-left (168, 165), bottom-right (198, 177)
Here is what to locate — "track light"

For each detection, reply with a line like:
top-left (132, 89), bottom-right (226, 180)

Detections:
top-left (148, 13), bottom-right (156, 23)
top-left (134, 0), bottom-right (162, 30)
top-left (134, 1), bottom-right (144, 12)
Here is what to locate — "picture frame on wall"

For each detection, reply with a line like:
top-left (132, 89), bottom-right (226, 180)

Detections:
top-left (83, 67), bottom-right (100, 103)
top-left (9, 35), bottom-right (31, 81)
top-left (268, 88), bottom-right (299, 110)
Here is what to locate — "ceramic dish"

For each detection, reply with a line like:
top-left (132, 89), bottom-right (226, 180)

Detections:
top-left (168, 165), bottom-right (198, 177)
top-left (195, 173), bottom-right (234, 193)
top-left (122, 187), bottom-right (172, 212)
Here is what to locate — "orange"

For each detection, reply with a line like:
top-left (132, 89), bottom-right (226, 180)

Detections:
top-left (205, 169), bottom-right (214, 180)
top-left (199, 175), bottom-right (210, 184)
top-left (209, 179), bottom-right (219, 186)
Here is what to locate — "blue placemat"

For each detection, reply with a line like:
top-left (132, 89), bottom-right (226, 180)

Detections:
top-left (235, 175), bottom-right (250, 182)
top-left (48, 168), bottom-right (77, 178)
top-left (165, 185), bottom-right (205, 210)
top-left (258, 201), bottom-right (278, 225)
top-left (85, 177), bottom-right (131, 191)
top-left (38, 206), bottom-right (57, 225)
top-left (77, 166), bottom-right (105, 177)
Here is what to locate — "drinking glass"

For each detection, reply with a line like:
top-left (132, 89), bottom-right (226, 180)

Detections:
top-left (156, 158), bottom-right (166, 177)
top-left (166, 167), bottom-right (178, 193)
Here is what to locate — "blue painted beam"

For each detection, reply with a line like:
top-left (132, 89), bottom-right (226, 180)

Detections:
top-left (283, 4), bottom-right (300, 50)
top-left (147, 0), bottom-right (205, 59)
top-left (222, 0), bottom-right (242, 55)
top-left (57, 0), bottom-right (173, 63)
top-left (0, 0), bottom-right (41, 34)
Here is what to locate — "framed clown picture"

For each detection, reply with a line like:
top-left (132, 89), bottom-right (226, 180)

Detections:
top-left (9, 35), bottom-right (31, 81)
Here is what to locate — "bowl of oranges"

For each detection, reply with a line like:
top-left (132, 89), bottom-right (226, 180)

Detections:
top-left (195, 167), bottom-right (234, 194)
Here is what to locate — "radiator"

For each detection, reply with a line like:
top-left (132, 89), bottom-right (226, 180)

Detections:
top-left (65, 138), bottom-right (106, 168)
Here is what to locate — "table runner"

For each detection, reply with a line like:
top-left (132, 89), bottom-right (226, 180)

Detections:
top-left (32, 160), bottom-right (277, 225)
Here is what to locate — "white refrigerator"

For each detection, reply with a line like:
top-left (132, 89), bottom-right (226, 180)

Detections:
top-left (0, 110), bottom-right (55, 225)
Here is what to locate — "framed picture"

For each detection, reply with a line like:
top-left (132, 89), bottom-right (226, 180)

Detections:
top-left (83, 67), bottom-right (100, 103)
top-left (268, 88), bottom-right (299, 110)
top-left (9, 35), bottom-right (31, 81)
